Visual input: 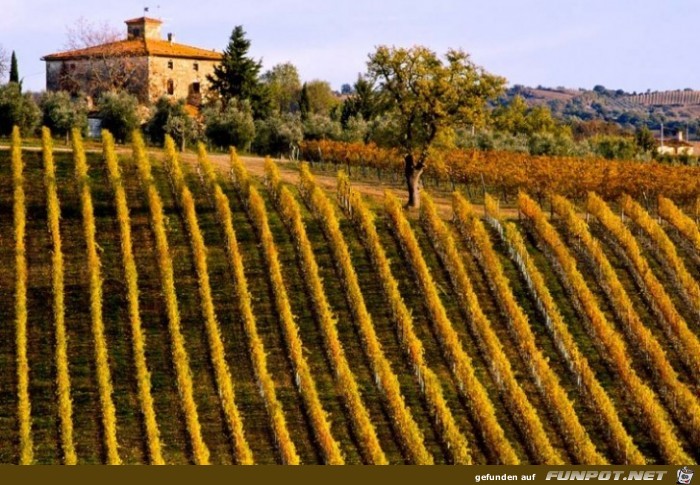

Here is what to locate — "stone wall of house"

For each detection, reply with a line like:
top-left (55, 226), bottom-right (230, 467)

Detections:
top-left (46, 54), bottom-right (218, 106)
top-left (46, 57), bottom-right (150, 102)
top-left (147, 56), bottom-right (218, 105)
top-left (46, 61), bottom-right (64, 92)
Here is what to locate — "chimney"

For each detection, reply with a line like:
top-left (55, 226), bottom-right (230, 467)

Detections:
top-left (168, 33), bottom-right (174, 43)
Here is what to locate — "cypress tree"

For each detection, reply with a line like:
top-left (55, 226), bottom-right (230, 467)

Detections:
top-left (9, 51), bottom-right (18, 84)
top-left (299, 83), bottom-right (310, 121)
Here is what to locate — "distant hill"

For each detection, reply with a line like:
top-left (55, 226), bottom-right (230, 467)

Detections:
top-left (504, 85), bottom-right (700, 136)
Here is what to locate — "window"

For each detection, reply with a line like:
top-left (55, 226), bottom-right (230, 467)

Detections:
top-left (191, 82), bottom-right (201, 94)
top-left (132, 28), bottom-right (141, 37)
top-left (70, 63), bottom-right (76, 70)
top-left (167, 79), bottom-right (174, 95)
top-left (193, 62), bottom-right (199, 72)
top-left (167, 60), bottom-right (173, 70)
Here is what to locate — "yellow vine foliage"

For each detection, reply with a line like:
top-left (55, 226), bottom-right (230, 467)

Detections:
top-left (246, 180), bottom-right (344, 465)
top-left (164, 138), bottom-right (253, 464)
top-left (298, 164), bottom-right (433, 465)
top-left (72, 129), bottom-right (121, 465)
top-left (336, 172), bottom-right (471, 465)
top-left (229, 147), bottom-right (250, 195)
top-left (658, 196), bottom-right (700, 260)
top-left (520, 192), bottom-right (691, 465)
top-left (12, 126), bottom-right (33, 465)
top-left (102, 131), bottom-right (164, 464)
top-left (383, 191), bottom-right (521, 464)
top-left (299, 139), bottom-right (700, 203)
top-left (621, 195), bottom-right (700, 318)
top-left (498, 217), bottom-right (644, 464)
top-left (43, 128), bottom-right (78, 465)
top-left (552, 194), bottom-right (700, 450)
top-left (588, 193), bottom-right (700, 382)
top-left (197, 144), bottom-right (299, 465)
top-left (437, 193), bottom-right (562, 464)
top-left (264, 160), bottom-right (387, 465)
top-left (453, 192), bottom-right (602, 464)
top-left (131, 131), bottom-right (210, 465)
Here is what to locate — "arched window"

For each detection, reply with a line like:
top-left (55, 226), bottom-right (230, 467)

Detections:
top-left (167, 79), bottom-right (174, 95)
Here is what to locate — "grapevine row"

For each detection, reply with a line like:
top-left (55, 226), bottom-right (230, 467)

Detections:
top-left (452, 192), bottom-right (604, 464)
top-left (519, 192), bottom-right (691, 464)
top-left (263, 160), bottom-right (387, 464)
top-left (551, 194), bottom-right (700, 449)
top-left (229, 155), bottom-right (344, 464)
top-left (490, 207), bottom-right (644, 464)
top-left (131, 131), bottom-right (210, 465)
top-left (658, 196), bottom-right (700, 255)
top-left (587, 193), bottom-right (700, 383)
top-left (198, 146), bottom-right (299, 464)
top-left (383, 191), bottom-right (523, 464)
top-left (300, 139), bottom-right (700, 204)
top-left (163, 137), bottom-right (254, 464)
top-left (425, 192), bottom-right (562, 463)
top-left (297, 164), bottom-right (433, 464)
top-left (71, 129), bottom-right (121, 465)
top-left (620, 195), bottom-right (700, 317)
top-left (12, 127), bottom-right (33, 465)
top-left (102, 131), bottom-right (164, 464)
top-left (197, 144), bottom-right (300, 465)
top-left (42, 128), bottom-right (77, 465)
top-left (336, 172), bottom-right (471, 464)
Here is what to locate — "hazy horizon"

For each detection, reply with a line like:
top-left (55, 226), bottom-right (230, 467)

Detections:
top-left (2, 0), bottom-right (698, 94)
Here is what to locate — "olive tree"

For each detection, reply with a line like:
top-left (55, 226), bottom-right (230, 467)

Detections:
top-left (367, 45), bottom-right (505, 207)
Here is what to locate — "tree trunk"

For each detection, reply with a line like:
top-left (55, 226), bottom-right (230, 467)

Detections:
top-left (405, 153), bottom-right (423, 209)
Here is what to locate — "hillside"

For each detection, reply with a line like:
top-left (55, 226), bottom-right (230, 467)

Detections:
top-left (0, 133), bottom-right (699, 464)
top-left (507, 85), bottom-right (700, 133)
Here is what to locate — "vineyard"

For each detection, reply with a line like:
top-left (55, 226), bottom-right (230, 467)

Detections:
top-left (1, 127), bottom-right (699, 464)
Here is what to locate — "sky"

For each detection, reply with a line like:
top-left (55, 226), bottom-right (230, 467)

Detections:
top-left (2, 0), bottom-right (699, 94)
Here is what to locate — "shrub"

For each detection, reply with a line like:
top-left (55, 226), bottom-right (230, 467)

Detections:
top-left (0, 83), bottom-right (40, 136)
top-left (145, 96), bottom-right (198, 149)
top-left (40, 91), bottom-right (88, 140)
top-left (253, 112), bottom-right (303, 156)
top-left (97, 91), bottom-right (139, 143)
top-left (203, 98), bottom-right (255, 151)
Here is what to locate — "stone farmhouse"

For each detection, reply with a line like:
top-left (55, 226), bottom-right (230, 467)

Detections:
top-left (42, 17), bottom-right (222, 105)
top-left (657, 131), bottom-right (694, 156)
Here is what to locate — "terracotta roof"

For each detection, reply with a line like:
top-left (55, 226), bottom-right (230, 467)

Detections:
top-left (42, 38), bottom-right (222, 61)
top-left (124, 16), bottom-right (163, 24)
top-left (659, 138), bottom-right (692, 147)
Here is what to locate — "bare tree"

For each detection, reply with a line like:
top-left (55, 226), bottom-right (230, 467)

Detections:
top-left (56, 17), bottom-right (148, 102)
top-left (64, 17), bottom-right (121, 49)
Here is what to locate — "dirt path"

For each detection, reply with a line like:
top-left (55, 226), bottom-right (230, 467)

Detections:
top-left (2, 145), bottom-right (519, 220)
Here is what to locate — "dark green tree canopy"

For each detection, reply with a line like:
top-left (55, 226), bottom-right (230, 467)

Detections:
top-left (9, 51), bottom-right (19, 84)
top-left (96, 91), bottom-right (139, 143)
top-left (208, 26), bottom-right (270, 118)
top-left (341, 75), bottom-right (379, 127)
top-left (145, 97), bottom-right (198, 150)
top-left (0, 82), bottom-right (40, 136)
top-left (635, 125), bottom-right (658, 153)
